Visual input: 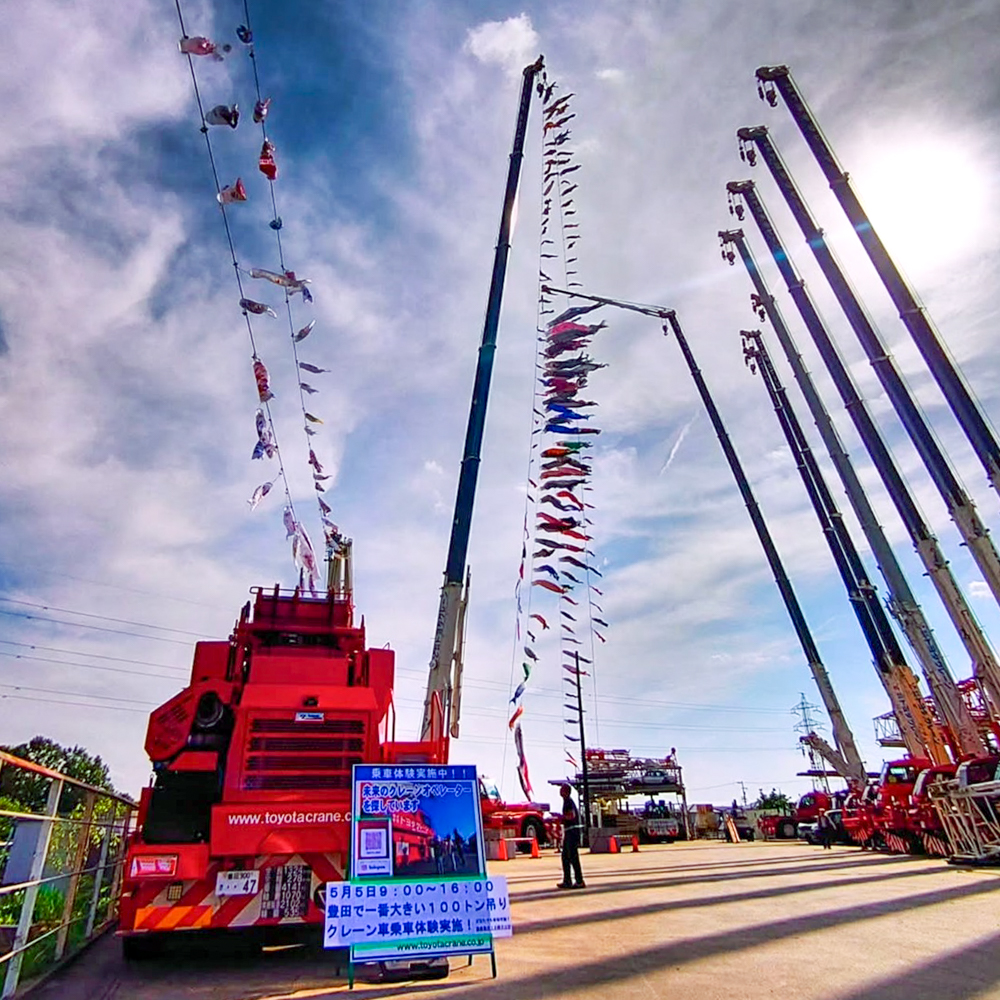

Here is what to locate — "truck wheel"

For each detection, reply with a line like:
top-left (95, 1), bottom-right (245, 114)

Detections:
top-left (122, 935), bottom-right (162, 961)
top-left (521, 818), bottom-right (545, 849)
top-left (777, 819), bottom-right (797, 839)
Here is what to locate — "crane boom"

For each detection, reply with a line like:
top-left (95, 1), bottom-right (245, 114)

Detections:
top-left (742, 327), bottom-right (948, 763)
top-left (421, 57), bottom-right (544, 743)
top-left (800, 732), bottom-right (858, 784)
top-left (728, 180), bottom-right (1000, 719)
top-left (720, 229), bottom-right (986, 757)
top-left (663, 313), bottom-right (869, 784)
top-left (738, 126), bottom-right (1000, 609)
top-left (542, 285), bottom-right (867, 785)
top-left (755, 65), bottom-right (1000, 502)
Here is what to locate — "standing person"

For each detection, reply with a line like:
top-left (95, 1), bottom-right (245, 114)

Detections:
top-left (557, 784), bottom-right (585, 889)
top-left (818, 810), bottom-right (833, 850)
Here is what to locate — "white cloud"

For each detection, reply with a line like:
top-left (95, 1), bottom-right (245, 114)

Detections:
top-left (465, 13), bottom-right (540, 76)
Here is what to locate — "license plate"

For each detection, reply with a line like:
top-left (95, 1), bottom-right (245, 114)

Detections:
top-left (216, 870), bottom-right (259, 896)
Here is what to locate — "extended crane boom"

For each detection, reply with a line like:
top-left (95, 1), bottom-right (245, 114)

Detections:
top-left (542, 285), bottom-right (867, 786)
top-left (720, 228), bottom-right (986, 757)
top-left (741, 327), bottom-right (948, 764)
top-left (728, 180), bottom-right (1000, 718)
top-left (422, 57), bottom-right (544, 743)
top-left (755, 65), bottom-right (1000, 502)
top-left (737, 126), bottom-right (1000, 609)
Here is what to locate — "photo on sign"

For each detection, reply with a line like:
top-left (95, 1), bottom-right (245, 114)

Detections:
top-left (352, 768), bottom-right (486, 881)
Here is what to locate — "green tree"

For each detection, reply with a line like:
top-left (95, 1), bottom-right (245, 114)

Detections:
top-left (753, 788), bottom-right (794, 813)
top-left (0, 737), bottom-right (114, 813)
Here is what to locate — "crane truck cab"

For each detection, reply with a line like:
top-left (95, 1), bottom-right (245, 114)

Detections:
top-left (909, 762), bottom-right (958, 856)
top-left (869, 757), bottom-right (933, 854)
top-left (478, 775), bottom-right (554, 847)
top-left (119, 586), bottom-right (448, 958)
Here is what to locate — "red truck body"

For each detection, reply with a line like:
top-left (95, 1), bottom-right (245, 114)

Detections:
top-left (478, 777), bottom-right (555, 845)
top-left (909, 763), bottom-right (958, 856)
top-left (119, 587), bottom-right (447, 951)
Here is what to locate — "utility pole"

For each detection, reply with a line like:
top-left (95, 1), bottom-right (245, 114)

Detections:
top-left (572, 652), bottom-right (592, 848)
top-left (737, 781), bottom-right (748, 808)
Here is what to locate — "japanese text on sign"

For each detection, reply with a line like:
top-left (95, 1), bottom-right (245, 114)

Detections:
top-left (324, 876), bottom-right (511, 950)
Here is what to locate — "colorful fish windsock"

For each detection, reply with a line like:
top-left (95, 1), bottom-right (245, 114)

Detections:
top-left (253, 97), bottom-right (271, 123)
top-left (178, 36), bottom-right (231, 60)
top-left (247, 481), bottom-right (272, 510)
top-left (206, 103), bottom-right (240, 128)
top-left (258, 140), bottom-right (277, 181)
top-left (252, 408), bottom-right (275, 460)
top-left (240, 298), bottom-right (276, 317)
top-left (217, 178), bottom-right (247, 204)
top-left (508, 704), bottom-right (524, 729)
top-left (252, 359), bottom-right (274, 402)
top-left (294, 319), bottom-right (316, 343)
top-left (514, 723), bottom-right (533, 798)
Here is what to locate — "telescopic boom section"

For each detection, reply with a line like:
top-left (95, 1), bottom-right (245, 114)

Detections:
top-left (742, 328), bottom-right (948, 764)
top-left (664, 314), bottom-right (869, 784)
top-left (720, 229), bottom-right (986, 757)
top-left (422, 57), bottom-right (544, 744)
top-left (541, 285), bottom-right (867, 785)
top-left (755, 65), bottom-right (1000, 501)
top-left (727, 180), bottom-right (1000, 720)
top-left (738, 126), bottom-right (1000, 609)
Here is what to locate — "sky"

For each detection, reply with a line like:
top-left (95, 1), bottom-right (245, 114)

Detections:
top-left (3, 0), bottom-right (1000, 810)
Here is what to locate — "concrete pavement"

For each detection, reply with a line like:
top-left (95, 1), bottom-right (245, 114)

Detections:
top-left (30, 841), bottom-right (1000, 999)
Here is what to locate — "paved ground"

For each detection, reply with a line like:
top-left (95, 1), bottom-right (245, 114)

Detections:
top-left (30, 841), bottom-right (1000, 1000)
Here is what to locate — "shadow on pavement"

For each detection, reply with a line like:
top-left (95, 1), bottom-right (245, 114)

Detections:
top-left (514, 863), bottom-right (949, 936)
top-left (514, 851), bottom-right (922, 902)
top-left (828, 929), bottom-right (1000, 1000)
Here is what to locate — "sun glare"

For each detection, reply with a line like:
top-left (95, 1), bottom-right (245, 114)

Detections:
top-left (847, 133), bottom-right (992, 277)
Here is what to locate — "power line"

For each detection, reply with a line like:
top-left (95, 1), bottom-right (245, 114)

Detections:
top-left (394, 664), bottom-right (789, 715)
top-left (0, 640), bottom-right (187, 672)
top-left (0, 683), bottom-right (158, 708)
top-left (393, 695), bottom-right (786, 732)
top-left (0, 610), bottom-right (196, 645)
top-left (0, 652), bottom-right (187, 681)
top-left (0, 560), bottom-right (234, 612)
top-left (0, 694), bottom-right (147, 715)
top-left (0, 598), bottom-right (214, 638)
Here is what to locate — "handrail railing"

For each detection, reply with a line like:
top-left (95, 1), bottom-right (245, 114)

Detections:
top-left (0, 753), bottom-right (135, 997)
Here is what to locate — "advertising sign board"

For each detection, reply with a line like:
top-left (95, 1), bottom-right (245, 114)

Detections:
top-left (326, 764), bottom-right (509, 974)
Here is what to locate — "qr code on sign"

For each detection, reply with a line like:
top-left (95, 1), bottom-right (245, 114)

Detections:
top-left (361, 829), bottom-right (387, 859)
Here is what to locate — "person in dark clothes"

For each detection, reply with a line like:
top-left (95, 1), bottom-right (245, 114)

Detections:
top-left (818, 809), bottom-right (833, 849)
top-left (557, 784), bottom-right (585, 889)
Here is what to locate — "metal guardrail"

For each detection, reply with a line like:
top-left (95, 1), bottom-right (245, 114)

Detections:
top-left (0, 751), bottom-right (135, 997)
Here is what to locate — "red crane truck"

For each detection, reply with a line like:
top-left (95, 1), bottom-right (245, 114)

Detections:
top-left (118, 56), bottom-right (546, 957)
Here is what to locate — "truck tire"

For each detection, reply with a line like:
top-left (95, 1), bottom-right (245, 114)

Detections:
top-left (777, 819), bottom-right (797, 839)
top-left (521, 818), bottom-right (545, 849)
